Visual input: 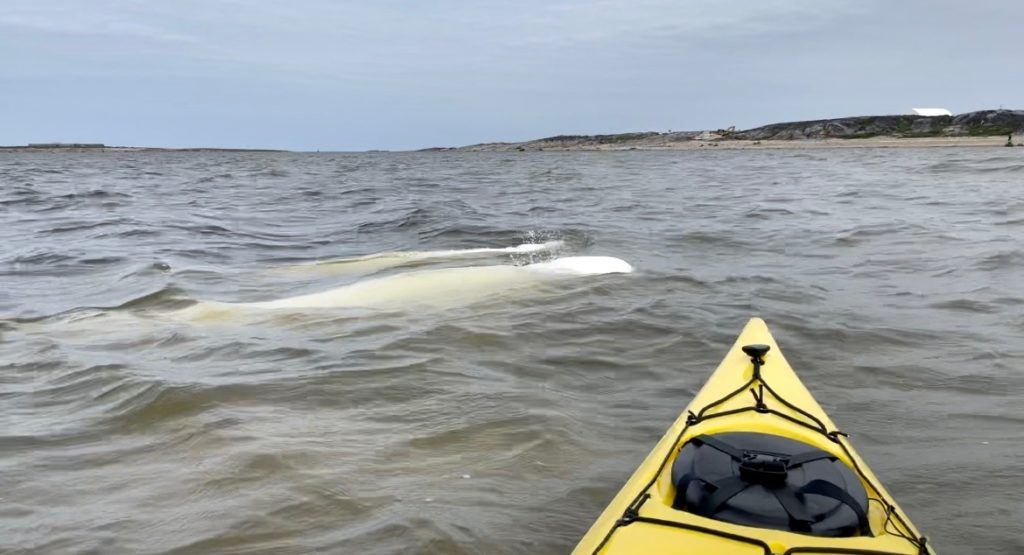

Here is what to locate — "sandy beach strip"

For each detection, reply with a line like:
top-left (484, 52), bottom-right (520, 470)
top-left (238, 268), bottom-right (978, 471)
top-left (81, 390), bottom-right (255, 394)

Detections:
top-left (460, 135), bottom-right (1022, 152)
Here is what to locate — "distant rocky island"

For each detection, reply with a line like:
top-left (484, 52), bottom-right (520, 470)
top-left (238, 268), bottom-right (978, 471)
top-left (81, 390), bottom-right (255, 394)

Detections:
top-left (0, 143), bottom-right (285, 152)
top-left (443, 109), bottom-right (1024, 151)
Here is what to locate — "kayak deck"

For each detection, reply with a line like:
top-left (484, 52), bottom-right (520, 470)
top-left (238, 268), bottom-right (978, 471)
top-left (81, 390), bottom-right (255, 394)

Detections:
top-left (573, 318), bottom-right (931, 555)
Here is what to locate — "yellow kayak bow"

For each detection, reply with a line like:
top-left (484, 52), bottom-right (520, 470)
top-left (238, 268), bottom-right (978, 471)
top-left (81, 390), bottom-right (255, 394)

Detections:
top-left (574, 318), bottom-right (932, 555)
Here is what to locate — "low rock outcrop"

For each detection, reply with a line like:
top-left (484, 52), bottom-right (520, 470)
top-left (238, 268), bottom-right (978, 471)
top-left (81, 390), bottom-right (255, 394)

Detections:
top-left (732, 110), bottom-right (1024, 140)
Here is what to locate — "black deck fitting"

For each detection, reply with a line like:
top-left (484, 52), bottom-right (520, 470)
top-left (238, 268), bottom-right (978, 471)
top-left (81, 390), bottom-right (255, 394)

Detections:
top-left (742, 344), bottom-right (771, 362)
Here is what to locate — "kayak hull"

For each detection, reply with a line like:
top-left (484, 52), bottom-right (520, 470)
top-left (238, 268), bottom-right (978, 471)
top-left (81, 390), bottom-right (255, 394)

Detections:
top-left (573, 318), bottom-right (931, 555)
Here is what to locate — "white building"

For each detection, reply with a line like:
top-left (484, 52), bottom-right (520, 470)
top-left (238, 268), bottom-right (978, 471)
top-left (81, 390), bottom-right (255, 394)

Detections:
top-left (910, 108), bottom-right (953, 117)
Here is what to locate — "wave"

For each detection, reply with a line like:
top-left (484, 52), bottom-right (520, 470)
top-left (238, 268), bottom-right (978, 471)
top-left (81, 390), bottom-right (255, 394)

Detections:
top-left (922, 158), bottom-right (1024, 174)
top-left (975, 249), bottom-right (1024, 271)
top-left (929, 298), bottom-right (999, 313)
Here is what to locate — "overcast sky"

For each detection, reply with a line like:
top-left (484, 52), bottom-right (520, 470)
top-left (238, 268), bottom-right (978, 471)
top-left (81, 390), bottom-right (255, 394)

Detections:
top-left (1, 1), bottom-right (1019, 150)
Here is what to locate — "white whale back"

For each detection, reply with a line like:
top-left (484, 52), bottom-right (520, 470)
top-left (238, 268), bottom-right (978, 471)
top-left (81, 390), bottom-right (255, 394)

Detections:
top-left (524, 256), bottom-right (634, 276)
top-left (248, 256), bottom-right (632, 310)
top-left (278, 240), bottom-right (565, 276)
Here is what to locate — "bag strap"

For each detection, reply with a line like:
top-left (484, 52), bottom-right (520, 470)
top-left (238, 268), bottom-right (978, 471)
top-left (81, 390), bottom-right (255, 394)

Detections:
top-left (771, 487), bottom-right (815, 533)
top-left (786, 449), bottom-right (838, 469)
top-left (692, 434), bottom-right (745, 461)
top-left (698, 475), bottom-right (750, 515)
top-left (798, 479), bottom-right (871, 535)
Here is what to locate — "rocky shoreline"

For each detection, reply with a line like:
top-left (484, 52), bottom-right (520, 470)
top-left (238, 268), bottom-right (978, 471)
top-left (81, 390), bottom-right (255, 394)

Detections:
top-left (443, 109), bottom-right (1024, 151)
top-left (6, 110), bottom-right (1023, 153)
top-left (454, 135), bottom-right (1020, 151)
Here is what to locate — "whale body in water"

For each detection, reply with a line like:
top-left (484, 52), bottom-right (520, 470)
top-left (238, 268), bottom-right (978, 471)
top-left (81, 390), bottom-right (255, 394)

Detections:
top-left (180, 255), bottom-right (632, 319)
top-left (251, 255), bottom-right (631, 309)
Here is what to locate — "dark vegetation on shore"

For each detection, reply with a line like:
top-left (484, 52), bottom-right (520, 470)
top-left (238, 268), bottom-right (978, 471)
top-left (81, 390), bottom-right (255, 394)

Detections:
top-left (733, 110), bottom-right (1024, 140)
top-left (443, 109), bottom-right (1024, 151)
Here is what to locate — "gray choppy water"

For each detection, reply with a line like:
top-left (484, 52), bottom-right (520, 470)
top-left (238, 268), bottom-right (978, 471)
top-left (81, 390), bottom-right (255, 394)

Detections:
top-left (2, 149), bottom-right (1023, 554)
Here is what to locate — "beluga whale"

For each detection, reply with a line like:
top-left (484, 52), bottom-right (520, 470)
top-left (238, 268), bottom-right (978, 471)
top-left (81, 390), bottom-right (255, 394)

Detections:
top-left (179, 255), bottom-right (632, 320)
